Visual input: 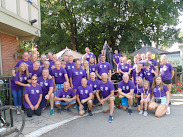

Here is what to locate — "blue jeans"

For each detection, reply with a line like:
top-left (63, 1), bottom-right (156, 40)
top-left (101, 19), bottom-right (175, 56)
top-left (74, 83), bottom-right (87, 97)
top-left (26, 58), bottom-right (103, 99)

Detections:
top-left (11, 89), bottom-right (23, 107)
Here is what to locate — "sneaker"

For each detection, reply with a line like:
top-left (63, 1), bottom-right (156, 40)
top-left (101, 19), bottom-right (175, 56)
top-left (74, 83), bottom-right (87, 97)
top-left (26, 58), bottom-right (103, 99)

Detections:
top-left (17, 110), bottom-right (21, 115)
top-left (143, 111), bottom-right (148, 116)
top-left (134, 103), bottom-right (137, 107)
top-left (57, 108), bottom-right (61, 114)
top-left (65, 108), bottom-right (72, 112)
top-left (139, 110), bottom-right (143, 115)
top-left (88, 110), bottom-right (93, 117)
top-left (108, 115), bottom-right (113, 123)
top-left (166, 107), bottom-right (170, 115)
top-left (50, 109), bottom-right (54, 115)
top-left (128, 109), bottom-right (133, 115)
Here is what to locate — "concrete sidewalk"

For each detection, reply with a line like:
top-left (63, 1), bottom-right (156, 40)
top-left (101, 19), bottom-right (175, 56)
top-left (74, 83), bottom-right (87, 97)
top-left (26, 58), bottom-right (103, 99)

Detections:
top-left (2, 93), bottom-right (183, 137)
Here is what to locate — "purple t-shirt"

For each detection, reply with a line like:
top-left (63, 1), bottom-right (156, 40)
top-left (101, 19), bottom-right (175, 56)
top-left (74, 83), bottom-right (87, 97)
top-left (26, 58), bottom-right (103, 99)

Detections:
top-left (70, 68), bottom-right (86, 90)
top-left (66, 62), bottom-right (75, 77)
top-left (89, 64), bottom-right (96, 73)
top-left (153, 85), bottom-right (168, 97)
top-left (50, 61), bottom-right (56, 68)
top-left (87, 79), bottom-right (100, 91)
top-left (11, 71), bottom-right (28, 90)
top-left (139, 60), bottom-right (147, 66)
top-left (15, 60), bottom-right (33, 68)
top-left (76, 85), bottom-right (93, 101)
top-left (97, 80), bottom-right (115, 98)
top-left (147, 59), bottom-right (158, 70)
top-left (28, 66), bottom-right (42, 79)
top-left (118, 80), bottom-right (135, 94)
top-left (40, 62), bottom-right (44, 69)
top-left (118, 63), bottom-right (131, 73)
top-left (38, 76), bottom-right (54, 94)
top-left (143, 68), bottom-right (155, 83)
top-left (84, 52), bottom-right (96, 62)
top-left (134, 85), bottom-right (143, 95)
top-left (50, 68), bottom-right (67, 84)
top-left (24, 84), bottom-right (42, 108)
top-left (96, 62), bottom-right (112, 76)
top-left (113, 53), bottom-right (121, 64)
top-left (131, 63), bottom-right (138, 76)
top-left (140, 88), bottom-right (152, 95)
top-left (56, 88), bottom-right (76, 102)
top-left (159, 63), bottom-right (174, 81)
top-left (132, 69), bottom-right (144, 85)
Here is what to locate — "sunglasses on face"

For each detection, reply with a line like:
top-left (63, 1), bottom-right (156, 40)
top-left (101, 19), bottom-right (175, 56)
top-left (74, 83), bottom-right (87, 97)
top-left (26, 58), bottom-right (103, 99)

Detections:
top-left (32, 79), bottom-right (37, 80)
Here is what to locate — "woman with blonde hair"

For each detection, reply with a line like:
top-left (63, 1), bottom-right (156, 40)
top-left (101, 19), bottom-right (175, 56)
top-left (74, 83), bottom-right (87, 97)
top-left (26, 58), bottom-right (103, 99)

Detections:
top-left (148, 75), bottom-right (169, 117)
top-left (82, 60), bottom-right (90, 79)
top-left (159, 54), bottom-right (174, 107)
top-left (11, 62), bottom-right (30, 113)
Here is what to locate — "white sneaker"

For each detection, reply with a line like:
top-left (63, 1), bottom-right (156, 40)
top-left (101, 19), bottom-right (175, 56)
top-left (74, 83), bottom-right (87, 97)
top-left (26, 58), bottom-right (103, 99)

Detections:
top-left (139, 110), bottom-right (143, 115)
top-left (143, 111), bottom-right (148, 116)
top-left (166, 107), bottom-right (170, 115)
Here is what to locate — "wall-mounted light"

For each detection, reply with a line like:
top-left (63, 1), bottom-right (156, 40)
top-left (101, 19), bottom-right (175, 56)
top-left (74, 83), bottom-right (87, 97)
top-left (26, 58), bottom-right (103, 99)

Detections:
top-left (30, 19), bottom-right (37, 25)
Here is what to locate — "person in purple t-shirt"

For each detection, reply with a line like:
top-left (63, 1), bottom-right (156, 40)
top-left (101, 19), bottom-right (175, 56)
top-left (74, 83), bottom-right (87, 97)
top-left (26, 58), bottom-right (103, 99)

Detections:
top-left (118, 73), bottom-right (134, 115)
top-left (95, 55), bottom-right (112, 81)
top-left (47, 52), bottom-right (53, 63)
top-left (159, 54), bottom-right (174, 105)
top-left (31, 54), bottom-right (38, 64)
top-left (63, 55), bottom-right (69, 63)
top-left (14, 52), bottom-right (33, 69)
top-left (89, 57), bottom-right (96, 74)
top-left (134, 77), bottom-right (143, 112)
top-left (98, 50), bottom-right (104, 63)
top-left (131, 56), bottom-right (139, 77)
top-left (24, 75), bottom-right (42, 117)
top-left (87, 72), bottom-right (100, 106)
top-left (66, 55), bottom-right (75, 78)
top-left (96, 73), bottom-right (115, 123)
top-left (54, 82), bottom-right (76, 113)
top-left (132, 63), bottom-right (144, 85)
top-left (51, 61), bottom-right (69, 92)
top-left (28, 61), bottom-right (42, 80)
top-left (40, 54), bottom-right (46, 69)
top-left (146, 51), bottom-right (158, 74)
top-left (38, 68), bottom-right (54, 115)
top-left (139, 53), bottom-right (146, 66)
top-left (113, 50), bottom-right (121, 72)
top-left (11, 62), bottom-right (30, 113)
top-left (50, 54), bottom-right (58, 69)
top-left (149, 75), bottom-right (170, 117)
top-left (76, 78), bottom-right (93, 116)
top-left (82, 60), bottom-right (90, 79)
top-left (70, 60), bottom-right (86, 93)
top-left (118, 57), bottom-right (131, 77)
top-left (83, 47), bottom-right (97, 64)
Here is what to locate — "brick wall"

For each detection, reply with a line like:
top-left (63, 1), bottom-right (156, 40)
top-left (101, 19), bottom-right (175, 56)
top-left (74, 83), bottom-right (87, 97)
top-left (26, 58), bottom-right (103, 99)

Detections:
top-left (1, 33), bottom-right (19, 74)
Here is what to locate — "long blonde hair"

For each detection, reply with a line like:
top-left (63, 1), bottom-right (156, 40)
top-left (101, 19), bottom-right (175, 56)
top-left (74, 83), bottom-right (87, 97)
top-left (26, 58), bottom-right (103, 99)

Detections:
top-left (18, 62), bottom-right (29, 78)
top-left (82, 60), bottom-right (90, 79)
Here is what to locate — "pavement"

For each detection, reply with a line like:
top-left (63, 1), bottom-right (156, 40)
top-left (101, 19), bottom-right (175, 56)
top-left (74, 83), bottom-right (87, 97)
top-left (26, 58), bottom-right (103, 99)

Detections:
top-left (1, 93), bottom-right (183, 137)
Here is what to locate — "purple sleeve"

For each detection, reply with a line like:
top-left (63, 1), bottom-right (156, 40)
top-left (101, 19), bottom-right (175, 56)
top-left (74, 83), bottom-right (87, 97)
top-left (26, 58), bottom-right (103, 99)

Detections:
top-left (134, 86), bottom-right (137, 94)
top-left (149, 88), bottom-right (152, 94)
top-left (108, 63), bottom-right (112, 70)
top-left (96, 83), bottom-right (100, 90)
top-left (63, 68), bottom-right (67, 75)
top-left (130, 81), bottom-right (135, 89)
top-left (169, 64), bottom-right (174, 71)
top-left (95, 64), bottom-right (99, 71)
top-left (39, 86), bottom-right (43, 94)
top-left (163, 85), bottom-right (168, 92)
top-left (153, 60), bottom-right (158, 66)
top-left (118, 81), bottom-right (122, 89)
top-left (83, 70), bottom-right (86, 77)
top-left (113, 54), bottom-right (115, 59)
top-left (71, 89), bottom-right (76, 97)
top-left (49, 79), bottom-right (54, 87)
top-left (92, 53), bottom-right (96, 58)
top-left (98, 54), bottom-right (101, 59)
top-left (55, 89), bottom-right (61, 98)
top-left (50, 69), bottom-right (54, 76)
top-left (24, 86), bottom-right (29, 94)
top-left (70, 70), bottom-right (73, 78)
top-left (15, 60), bottom-right (21, 67)
top-left (14, 72), bottom-right (19, 82)
top-left (76, 88), bottom-right (80, 95)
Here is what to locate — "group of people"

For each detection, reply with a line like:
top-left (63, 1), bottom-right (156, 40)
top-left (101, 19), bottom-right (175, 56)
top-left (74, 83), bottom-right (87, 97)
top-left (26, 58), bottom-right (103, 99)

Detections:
top-left (10, 47), bottom-right (174, 123)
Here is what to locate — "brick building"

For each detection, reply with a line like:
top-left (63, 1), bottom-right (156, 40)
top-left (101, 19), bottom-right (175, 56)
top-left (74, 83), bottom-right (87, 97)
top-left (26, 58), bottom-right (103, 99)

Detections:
top-left (0, 0), bottom-right (41, 75)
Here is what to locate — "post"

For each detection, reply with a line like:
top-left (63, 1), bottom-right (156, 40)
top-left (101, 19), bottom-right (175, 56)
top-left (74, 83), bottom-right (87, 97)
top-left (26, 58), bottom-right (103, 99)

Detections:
top-left (173, 68), bottom-right (177, 84)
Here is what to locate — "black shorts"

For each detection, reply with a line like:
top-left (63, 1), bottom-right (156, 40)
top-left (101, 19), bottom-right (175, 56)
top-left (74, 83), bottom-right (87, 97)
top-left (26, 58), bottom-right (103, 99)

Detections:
top-left (138, 99), bottom-right (141, 105)
top-left (163, 79), bottom-right (172, 84)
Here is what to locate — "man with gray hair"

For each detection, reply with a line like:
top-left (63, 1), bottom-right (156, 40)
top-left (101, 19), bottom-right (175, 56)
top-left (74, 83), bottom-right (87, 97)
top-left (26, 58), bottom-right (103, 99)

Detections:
top-left (40, 54), bottom-right (46, 68)
top-left (54, 82), bottom-right (76, 113)
top-left (28, 61), bottom-right (42, 80)
top-left (118, 73), bottom-right (134, 115)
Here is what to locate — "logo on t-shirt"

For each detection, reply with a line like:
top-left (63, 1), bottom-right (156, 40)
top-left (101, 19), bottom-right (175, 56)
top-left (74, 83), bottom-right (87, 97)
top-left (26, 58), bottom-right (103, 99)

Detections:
top-left (68, 66), bottom-right (71, 69)
top-left (72, 66), bottom-right (74, 68)
top-left (122, 86), bottom-right (125, 90)
top-left (100, 87), bottom-right (103, 91)
top-left (75, 72), bottom-right (78, 75)
top-left (80, 72), bottom-right (83, 74)
top-left (59, 73), bottom-right (62, 76)
top-left (36, 90), bottom-right (39, 93)
top-left (85, 90), bottom-right (88, 94)
top-left (55, 73), bottom-right (58, 77)
top-left (104, 65), bottom-right (106, 68)
top-left (105, 87), bottom-right (108, 91)
top-left (126, 86), bottom-right (129, 90)
top-left (80, 90), bottom-right (83, 94)
top-left (94, 85), bottom-right (97, 88)
top-left (100, 65), bottom-right (102, 68)
top-left (40, 82), bottom-right (43, 87)
top-left (44, 82), bottom-right (48, 86)
top-left (24, 77), bottom-right (27, 80)
top-left (31, 90), bottom-right (34, 94)
top-left (90, 84), bottom-right (92, 87)
top-left (20, 77), bottom-right (23, 82)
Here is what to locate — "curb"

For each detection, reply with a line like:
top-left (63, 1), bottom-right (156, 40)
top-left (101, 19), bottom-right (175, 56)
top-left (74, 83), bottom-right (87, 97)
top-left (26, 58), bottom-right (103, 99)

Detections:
top-left (25, 110), bottom-right (103, 137)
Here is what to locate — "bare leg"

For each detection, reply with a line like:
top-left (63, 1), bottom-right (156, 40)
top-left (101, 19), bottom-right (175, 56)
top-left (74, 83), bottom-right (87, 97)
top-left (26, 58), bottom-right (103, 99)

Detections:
top-left (155, 104), bottom-right (167, 117)
top-left (87, 100), bottom-right (93, 111)
top-left (148, 102), bottom-right (158, 110)
top-left (109, 97), bottom-right (114, 115)
top-left (50, 93), bottom-right (54, 109)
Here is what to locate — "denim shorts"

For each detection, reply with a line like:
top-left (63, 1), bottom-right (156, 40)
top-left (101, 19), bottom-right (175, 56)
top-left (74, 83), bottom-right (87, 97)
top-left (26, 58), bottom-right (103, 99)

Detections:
top-left (55, 100), bottom-right (76, 105)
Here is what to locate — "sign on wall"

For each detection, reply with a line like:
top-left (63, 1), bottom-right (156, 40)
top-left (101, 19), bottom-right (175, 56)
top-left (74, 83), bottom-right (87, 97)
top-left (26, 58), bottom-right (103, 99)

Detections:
top-left (163, 52), bottom-right (182, 67)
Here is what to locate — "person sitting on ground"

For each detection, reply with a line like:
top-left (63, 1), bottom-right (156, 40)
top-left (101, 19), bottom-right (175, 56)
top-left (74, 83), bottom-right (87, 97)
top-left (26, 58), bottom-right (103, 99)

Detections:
top-left (54, 82), bottom-right (76, 113)
top-left (113, 50), bottom-right (121, 73)
top-left (51, 60), bottom-right (69, 93)
top-left (38, 68), bottom-right (54, 114)
top-left (24, 75), bottom-right (42, 117)
top-left (148, 75), bottom-right (170, 117)
top-left (95, 55), bottom-right (112, 81)
top-left (134, 77), bottom-right (143, 111)
top-left (118, 73), bottom-right (134, 115)
top-left (139, 80), bottom-right (151, 116)
top-left (76, 78), bottom-right (93, 116)
top-left (87, 72), bottom-right (100, 107)
top-left (89, 57), bottom-right (96, 73)
top-left (96, 73), bottom-right (115, 123)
